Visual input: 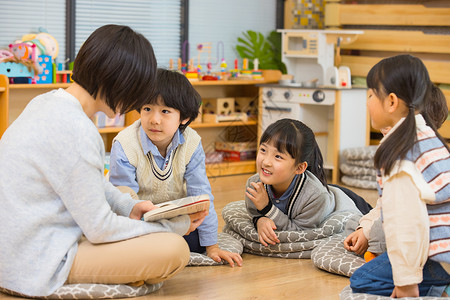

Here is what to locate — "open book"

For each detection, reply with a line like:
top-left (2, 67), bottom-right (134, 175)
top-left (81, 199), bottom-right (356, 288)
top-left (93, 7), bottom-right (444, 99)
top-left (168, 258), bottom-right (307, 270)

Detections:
top-left (143, 194), bottom-right (210, 222)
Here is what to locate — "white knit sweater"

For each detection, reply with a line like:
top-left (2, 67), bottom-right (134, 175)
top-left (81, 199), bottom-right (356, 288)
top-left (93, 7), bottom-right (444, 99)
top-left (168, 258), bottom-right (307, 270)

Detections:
top-left (0, 89), bottom-right (190, 296)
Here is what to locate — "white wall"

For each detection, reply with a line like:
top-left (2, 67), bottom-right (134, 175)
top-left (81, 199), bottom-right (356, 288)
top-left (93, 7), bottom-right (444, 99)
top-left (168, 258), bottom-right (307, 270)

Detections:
top-left (188, 0), bottom-right (277, 72)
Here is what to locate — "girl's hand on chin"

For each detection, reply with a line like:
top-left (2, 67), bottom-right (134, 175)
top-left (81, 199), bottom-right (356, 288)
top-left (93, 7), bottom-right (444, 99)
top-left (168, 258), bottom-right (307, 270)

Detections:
top-left (246, 182), bottom-right (269, 210)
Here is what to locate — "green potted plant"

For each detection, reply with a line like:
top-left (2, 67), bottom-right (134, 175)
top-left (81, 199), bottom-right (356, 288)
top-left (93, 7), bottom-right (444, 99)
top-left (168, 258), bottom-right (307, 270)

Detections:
top-left (236, 30), bottom-right (287, 74)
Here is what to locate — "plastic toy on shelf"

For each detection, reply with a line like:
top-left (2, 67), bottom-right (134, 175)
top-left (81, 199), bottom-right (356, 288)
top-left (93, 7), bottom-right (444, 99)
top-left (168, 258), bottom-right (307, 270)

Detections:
top-left (36, 55), bottom-right (52, 84)
top-left (201, 62), bottom-right (218, 80)
top-left (185, 59), bottom-right (199, 82)
top-left (239, 58), bottom-right (253, 80)
top-left (0, 49), bottom-right (13, 61)
top-left (229, 59), bottom-right (240, 78)
top-left (251, 58), bottom-right (263, 80)
top-left (0, 29), bottom-right (60, 84)
top-left (179, 40), bottom-right (235, 81)
top-left (0, 43), bottom-right (41, 83)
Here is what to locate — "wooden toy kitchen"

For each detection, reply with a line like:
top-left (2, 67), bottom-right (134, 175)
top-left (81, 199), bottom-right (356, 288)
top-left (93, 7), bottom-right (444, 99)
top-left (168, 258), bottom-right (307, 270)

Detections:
top-left (258, 29), bottom-right (368, 184)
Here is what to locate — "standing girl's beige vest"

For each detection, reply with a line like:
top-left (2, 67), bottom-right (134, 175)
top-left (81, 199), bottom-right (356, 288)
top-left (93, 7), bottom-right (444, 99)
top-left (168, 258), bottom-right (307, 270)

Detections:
top-left (113, 120), bottom-right (201, 203)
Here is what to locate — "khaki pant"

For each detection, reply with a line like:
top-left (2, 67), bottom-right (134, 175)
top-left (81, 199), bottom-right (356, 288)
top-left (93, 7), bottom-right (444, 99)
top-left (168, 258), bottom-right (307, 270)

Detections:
top-left (116, 185), bottom-right (140, 200)
top-left (67, 232), bottom-right (189, 286)
top-left (67, 186), bottom-right (190, 285)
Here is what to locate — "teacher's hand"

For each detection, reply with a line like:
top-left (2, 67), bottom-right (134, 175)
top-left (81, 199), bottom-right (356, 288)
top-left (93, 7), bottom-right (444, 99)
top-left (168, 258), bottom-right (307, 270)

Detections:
top-left (130, 201), bottom-right (157, 220)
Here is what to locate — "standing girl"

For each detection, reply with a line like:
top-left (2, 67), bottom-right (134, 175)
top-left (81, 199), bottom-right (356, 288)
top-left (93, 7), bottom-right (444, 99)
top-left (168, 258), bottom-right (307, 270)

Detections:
top-left (349, 54), bottom-right (450, 298)
top-left (245, 118), bottom-right (360, 246)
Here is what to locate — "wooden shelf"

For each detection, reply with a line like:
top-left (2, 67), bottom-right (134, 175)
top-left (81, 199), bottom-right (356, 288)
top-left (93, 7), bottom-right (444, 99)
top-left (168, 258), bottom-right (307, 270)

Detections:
top-left (6, 79), bottom-right (274, 89)
top-left (315, 131), bottom-right (328, 136)
top-left (1, 77), bottom-right (273, 177)
top-left (191, 79), bottom-right (270, 86)
top-left (0, 75), bottom-right (8, 139)
top-left (97, 127), bottom-right (125, 134)
top-left (191, 70), bottom-right (281, 86)
top-left (10, 83), bottom-right (70, 89)
top-left (190, 120), bottom-right (257, 129)
top-left (206, 160), bottom-right (256, 177)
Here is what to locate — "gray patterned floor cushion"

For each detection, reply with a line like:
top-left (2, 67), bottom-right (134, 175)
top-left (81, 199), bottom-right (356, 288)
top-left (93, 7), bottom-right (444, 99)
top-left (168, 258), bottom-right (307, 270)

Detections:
top-left (342, 146), bottom-right (377, 161)
top-left (222, 200), bottom-right (358, 258)
top-left (340, 164), bottom-right (377, 177)
top-left (340, 285), bottom-right (445, 300)
top-left (188, 232), bottom-right (243, 266)
top-left (311, 233), bottom-right (365, 277)
top-left (345, 159), bottom-right (374, 168)
top-left (340, 146), bottom-right (378, 190)
top-left (341, 175), bottom-right (377, 190)
top-left (0, 282), bottom-right (163, 299)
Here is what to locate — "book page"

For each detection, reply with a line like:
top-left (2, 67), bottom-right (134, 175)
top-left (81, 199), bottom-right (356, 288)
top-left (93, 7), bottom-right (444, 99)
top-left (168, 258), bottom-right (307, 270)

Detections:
top-left (143, 194), bottom-right (210, 222)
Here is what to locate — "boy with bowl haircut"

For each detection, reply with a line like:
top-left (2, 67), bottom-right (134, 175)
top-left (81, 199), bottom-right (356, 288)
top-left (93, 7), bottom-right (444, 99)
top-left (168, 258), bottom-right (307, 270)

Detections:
top-left (110, 68), bottom-right (243, 267)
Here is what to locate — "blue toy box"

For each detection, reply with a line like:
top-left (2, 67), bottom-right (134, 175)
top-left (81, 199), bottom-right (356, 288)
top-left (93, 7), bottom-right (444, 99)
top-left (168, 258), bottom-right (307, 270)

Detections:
top-left (0, 55), bottom-right (53, 84)
top-left (36, 55), bottom-right (52, 84)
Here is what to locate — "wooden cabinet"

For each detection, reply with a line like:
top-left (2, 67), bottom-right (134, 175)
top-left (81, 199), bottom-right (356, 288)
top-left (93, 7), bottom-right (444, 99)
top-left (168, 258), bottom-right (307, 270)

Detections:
top-left (191, 81), bottom-right (261, 177)
top-left (0, 75), bottom-right (8, 139)
top-left (324, 1), bottom-right (450, 145)
top-left (0, 73), bottom-right (281, 177)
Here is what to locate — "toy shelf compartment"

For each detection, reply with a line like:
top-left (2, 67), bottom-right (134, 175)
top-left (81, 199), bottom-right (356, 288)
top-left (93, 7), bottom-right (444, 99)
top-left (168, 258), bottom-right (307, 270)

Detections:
top-left (205, 160), bottom-right (256, 177)
top-left (191, 120), bottom-right (257, 129)
top-left (9, 83), bottom-right (70, 89)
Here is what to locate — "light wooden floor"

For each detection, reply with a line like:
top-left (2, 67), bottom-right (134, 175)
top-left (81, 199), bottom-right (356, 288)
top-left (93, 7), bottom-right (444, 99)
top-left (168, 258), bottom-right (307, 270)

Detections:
top-left (144, 174), bottom-right (379, 300)
top-left (0, 174), bottom-right (378, 300)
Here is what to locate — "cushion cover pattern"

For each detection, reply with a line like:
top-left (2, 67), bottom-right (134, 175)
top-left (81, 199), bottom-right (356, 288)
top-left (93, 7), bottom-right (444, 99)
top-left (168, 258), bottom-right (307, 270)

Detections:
top-left (188, 232), bottom-right (243, 266)
top-left (222, 200), bottom-right (357, 258)
top-left (311, 233), bottom-right (365, 277)
top-left (0, 282), bottom-right (163, 299)
top-left (340, 146), bottom-right (378, 190)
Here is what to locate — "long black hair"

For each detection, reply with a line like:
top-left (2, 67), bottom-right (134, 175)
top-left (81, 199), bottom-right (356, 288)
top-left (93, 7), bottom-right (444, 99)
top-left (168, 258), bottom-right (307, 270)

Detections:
top-left (367, 54), bottom-right (449, 175)
top-left (260, 118), bottom-right (328, 188)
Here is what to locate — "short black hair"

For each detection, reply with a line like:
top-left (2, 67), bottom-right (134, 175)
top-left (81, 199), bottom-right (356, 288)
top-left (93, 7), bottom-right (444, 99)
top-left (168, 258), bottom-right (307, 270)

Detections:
top-left (144, 68), bottom-right (201, 132)
top-left (71, 24), bottom-right (157, 114)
